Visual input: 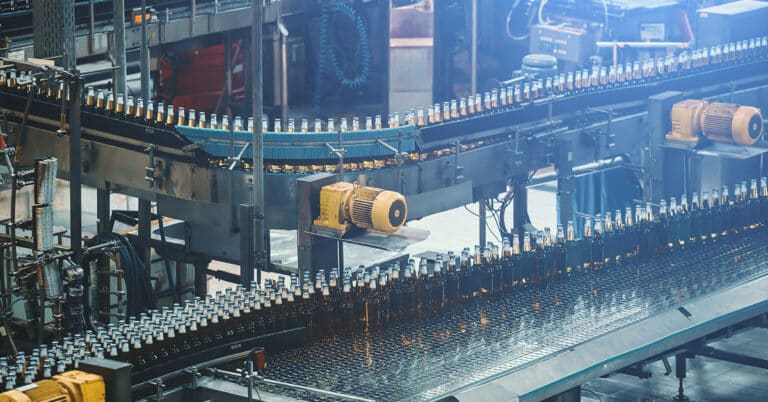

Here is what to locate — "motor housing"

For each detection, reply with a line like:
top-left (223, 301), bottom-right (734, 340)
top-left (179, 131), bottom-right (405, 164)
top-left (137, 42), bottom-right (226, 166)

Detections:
top-left (314, 182), bottom-right (407, 236)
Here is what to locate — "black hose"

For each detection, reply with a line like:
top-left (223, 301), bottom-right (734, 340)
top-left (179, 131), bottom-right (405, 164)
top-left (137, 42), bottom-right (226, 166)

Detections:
top-left (157, 216), bottom-right (179, 303)
top-left (89, 233), bottom-right (157, 318)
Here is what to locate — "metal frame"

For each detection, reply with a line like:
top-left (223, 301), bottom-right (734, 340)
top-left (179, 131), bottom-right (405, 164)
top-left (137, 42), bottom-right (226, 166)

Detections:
top-left (447, 275), bottom-right (768, 402)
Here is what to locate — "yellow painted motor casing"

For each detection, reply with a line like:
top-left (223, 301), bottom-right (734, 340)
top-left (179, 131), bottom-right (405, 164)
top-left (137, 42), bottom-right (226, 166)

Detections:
top-left (667, 99), bottom-right (708, 143)
top-left (667, 99), bottom-right (764, 145)
top-left (53, 370), bottom-right (105, 402)
top-left (0, 379), bottom-right (69, 402)
top-left (700, 102), bottom-right (763, 145)
top-left (314, 182), bottom-right (407, 236)
top-left (0, 370), bottom-right (103, 402)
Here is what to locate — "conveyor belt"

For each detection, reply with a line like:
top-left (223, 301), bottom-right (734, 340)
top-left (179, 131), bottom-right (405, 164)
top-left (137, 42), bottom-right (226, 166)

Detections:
top-left (262, 232), bottom-right (768, 401)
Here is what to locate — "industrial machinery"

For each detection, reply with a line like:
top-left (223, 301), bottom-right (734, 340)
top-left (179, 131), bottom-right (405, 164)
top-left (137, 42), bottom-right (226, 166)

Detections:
top-left (313, 182), bottom-right (407, 237)
top-left (667, 99), bottom-right (764, 145)
top-left (2, 1), bottom-right (768, 401)
top-left (0, 371), bottom-right (104, 402)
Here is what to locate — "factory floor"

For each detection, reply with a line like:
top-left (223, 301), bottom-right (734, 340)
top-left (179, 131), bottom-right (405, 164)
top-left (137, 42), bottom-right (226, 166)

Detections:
top-left (581, 327), bottom-right (768, 402)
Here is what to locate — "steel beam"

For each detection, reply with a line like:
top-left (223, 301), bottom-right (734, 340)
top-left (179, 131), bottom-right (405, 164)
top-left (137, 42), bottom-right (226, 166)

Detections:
top-left (68, 77), bottom-right (83, 262)
top-left (112, 0), bottom-right (127, 104)
top-left (251, 0), bottom-right (266, 281)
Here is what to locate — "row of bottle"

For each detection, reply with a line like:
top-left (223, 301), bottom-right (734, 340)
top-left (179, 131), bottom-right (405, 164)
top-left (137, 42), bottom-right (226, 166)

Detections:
top-left (0, 338), bottom-right (105, 390)
top-left (2, 37), bottom-right (766, 135)
top-left (12, 178), bottom-right (768, 376)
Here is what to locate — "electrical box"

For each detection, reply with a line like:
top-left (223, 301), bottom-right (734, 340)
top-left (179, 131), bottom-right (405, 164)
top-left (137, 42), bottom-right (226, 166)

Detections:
top-left (529, 24), bottom-right (595, 65)
top-left (697, 0), bottom-right (768, 47)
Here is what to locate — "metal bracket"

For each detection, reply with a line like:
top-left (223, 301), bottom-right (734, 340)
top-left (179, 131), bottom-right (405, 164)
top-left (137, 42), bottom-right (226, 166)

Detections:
top-left (144, 144), bottom-right (162, 188)
top-left (454, 139), bottom-right (464, 183)
top-left (587, 106), bottom-right (618, 149)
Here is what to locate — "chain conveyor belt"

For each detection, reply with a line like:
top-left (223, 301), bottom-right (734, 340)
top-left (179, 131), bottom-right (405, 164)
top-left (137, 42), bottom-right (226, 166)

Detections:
top-left (261, 232), bottom-right (768, 401)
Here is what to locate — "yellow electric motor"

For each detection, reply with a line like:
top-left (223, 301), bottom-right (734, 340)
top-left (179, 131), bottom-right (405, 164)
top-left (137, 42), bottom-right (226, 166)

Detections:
top-left (667, 99), bottom-right (763, 145)
top-left (314, 182), bottom-right (407, 236)
top-left (701, 102), bottom-right (764, 145)
top-left (0, 371), bottom-right (105, 402)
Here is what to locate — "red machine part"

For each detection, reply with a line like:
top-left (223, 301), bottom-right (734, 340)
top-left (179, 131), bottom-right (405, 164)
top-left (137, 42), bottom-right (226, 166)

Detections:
top-left (158, 42), bottom-right (246, 112)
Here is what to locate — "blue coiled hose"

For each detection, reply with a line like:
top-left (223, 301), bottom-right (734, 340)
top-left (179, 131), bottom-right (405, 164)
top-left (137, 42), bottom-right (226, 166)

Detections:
top-left (314, 2), bottom-right (371, 112)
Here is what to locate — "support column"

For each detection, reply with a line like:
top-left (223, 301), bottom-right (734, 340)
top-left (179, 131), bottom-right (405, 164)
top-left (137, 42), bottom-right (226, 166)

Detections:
top-left (252, 0), bottom-right (267, 283)
top-left (555, 139), bottom-right (575, 228)
top-left (478, 201), bottom-right (487, 248)
top-left (96, 184), bottom-right (111, 235)
top-left (69, 77), bottom-right (83, 262)
top-left (139, 0), bottom-right (150, 101)
top-left (137, 200), bottom-right (152, 269)
top-left (240, 204), bottom-right (255, 288)
top-left (673, 353), bottom-right (689, 401)
top-left (512, 175), bottom-right (529, 235)
top-left (297, 174), bottom-right (339, 279)
top-left (647, 91), bottom-right (683, 201)
top-left (112, 0), bottom-right (127, 104)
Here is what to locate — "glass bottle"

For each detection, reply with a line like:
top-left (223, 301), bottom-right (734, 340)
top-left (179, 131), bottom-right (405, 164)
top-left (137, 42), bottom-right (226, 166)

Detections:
top-left (721, 187), bottom-right (732, 238)
top-left (667, 198), bottom-right (680, 249)
top-left (564, 221), bottom-right (580, 274)
top-left (533, 231), bottom-right (546, 284)
top-left (445, 253), bottom-right (460, 306)
top-left (656, 200), bottom-right (669, 252)
top-left (401, 264), bottom-right (418, 319)
top-left (749, 179), bottom-right (760, 229)
top-left (581, 218), bottom-right (593, 270)
top-left (521, 232), bottom-right (535, 285)
top-left (554, 225), bottom-right (567, 276)
top-left (418, 259), bottom-right (433, 315)
top-left (592, 216), bottom-right (605, 269)
top-left (432, 255), bottom-right (446, 313)
top-left (377, 274), bottom-right (390, 329)
top-left (637, 206), bottom-right (652, 262)
top-left (690, 193), bottom-right (703, 242)
top-left (761, 178), bottom-right (768, 226)
top-left (365, 278), bottom-right (380, 331)
top-left (388, 266), bottom-right (402, 322)
top-left (603, 212), bottom-right (616, 266)
top-left (480, 246), bottom-right (494, 296)
top-left (678, 195), bottom-right (691, 246)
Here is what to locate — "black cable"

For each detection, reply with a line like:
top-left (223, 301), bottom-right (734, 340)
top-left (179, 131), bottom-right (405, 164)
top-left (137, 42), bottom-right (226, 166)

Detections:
top-left (89, 233), bottom-right (157, 318)
top-left (157, 216), bottom-right (179, 304)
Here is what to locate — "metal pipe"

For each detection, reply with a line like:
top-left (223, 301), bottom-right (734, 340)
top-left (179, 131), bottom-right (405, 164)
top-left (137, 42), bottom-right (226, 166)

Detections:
top-left (251, 0), bottom-right (265, 284)
top-left (470, 0), bottom-right (478, 95)
top-left (190, 0), bottom-right (196, 37)
top-left (527, 155), bottom-right (628, 187)
top-left (140, 0), bottom-right (150, 101)
top-left (89, 0), bottom-right (95, 54)
top-left (596, 41), bottom-right (691, 49)
top-left (112, 0), bottom-right (127, 103)
top-left (479, 201), bottom-right (486, 248)
top-left (279, 8), bottom-right (288, 125)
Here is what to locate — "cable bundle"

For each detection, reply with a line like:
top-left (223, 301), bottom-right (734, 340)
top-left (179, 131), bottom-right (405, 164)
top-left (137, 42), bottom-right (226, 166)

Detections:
top-left (88, 233), bottom-right (157, 318)
top-left (314, 1), bottom-right (371, 111)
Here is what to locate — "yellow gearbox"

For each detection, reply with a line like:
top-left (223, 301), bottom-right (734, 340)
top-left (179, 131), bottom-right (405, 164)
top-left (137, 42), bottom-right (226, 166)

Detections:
top-left (667, 99), bottom-right (763, 145)
top-left (0, 370), bottom-right (104, 402)
top-left (314, 182), bottom-right (407, 236)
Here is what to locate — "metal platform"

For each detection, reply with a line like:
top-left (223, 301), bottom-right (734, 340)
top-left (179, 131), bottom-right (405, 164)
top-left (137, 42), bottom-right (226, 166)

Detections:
top-left (261, 232), bottom-right (768, 401)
